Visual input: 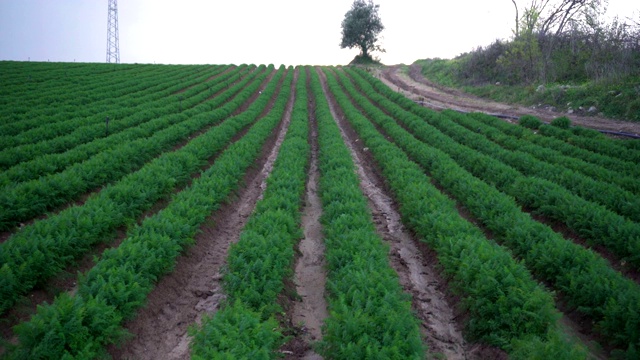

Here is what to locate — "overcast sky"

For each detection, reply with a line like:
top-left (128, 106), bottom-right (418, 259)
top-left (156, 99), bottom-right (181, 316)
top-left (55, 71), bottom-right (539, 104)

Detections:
top-left (0, 0), bottom-right (637, 66)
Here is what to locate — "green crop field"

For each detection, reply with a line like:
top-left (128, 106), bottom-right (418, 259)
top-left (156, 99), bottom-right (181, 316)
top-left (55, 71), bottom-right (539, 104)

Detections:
top-left (1, 61), bottom-right (639, 359)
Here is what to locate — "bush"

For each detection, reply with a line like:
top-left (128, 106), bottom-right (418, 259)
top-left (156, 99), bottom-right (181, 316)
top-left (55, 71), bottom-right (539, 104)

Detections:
top-left (550, 116), bottom-right (571, 129)
top-left (519, 115), bottom-right (543, 129)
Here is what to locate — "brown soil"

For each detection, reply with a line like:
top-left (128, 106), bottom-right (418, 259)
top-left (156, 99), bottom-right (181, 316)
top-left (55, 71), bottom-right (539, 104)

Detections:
top-left (316, 67), bottom-right (483, 360)
top-left (378, 64), bottom-right (640, 135)
top-left (282, 75), bottom-right (328, 360)
top-left (107, 69), bottom-right (298, 360)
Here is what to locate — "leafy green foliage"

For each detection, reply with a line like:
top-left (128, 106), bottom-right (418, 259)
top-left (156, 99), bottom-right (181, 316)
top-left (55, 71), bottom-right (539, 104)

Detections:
top-left (518, 114), bottom-right (543, 129)
top-left (0, 65), bottom-right (262, 231)
top-left (349, 67), bottom-right (640, 356)
top-left (190, 67), bottom-right (307, 358)
top-left (0, 66), bottom-right (278, 315)
top-left (468, 112), bottom-right (640, 181)
top-left (189, 302), bottom-right (283, 360)
top-left (340, 0), bottom-right (384, 60)
top-left (311, 69), bottom-right (424, 359)
top-left (550, 116), bottom-right (571, 129)
top-left (329, 67), bottom-right (574, 355)
top-left (537, 123), bottom-right (640, 164)
top-left (5, 66), bottom-right (292, 359)
top-left (0, 65), bottom-right (236, 186)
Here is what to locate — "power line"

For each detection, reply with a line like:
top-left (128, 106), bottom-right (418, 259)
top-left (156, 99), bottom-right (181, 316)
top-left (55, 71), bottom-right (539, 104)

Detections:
top-left (106, 0), bottom-right (120, 63)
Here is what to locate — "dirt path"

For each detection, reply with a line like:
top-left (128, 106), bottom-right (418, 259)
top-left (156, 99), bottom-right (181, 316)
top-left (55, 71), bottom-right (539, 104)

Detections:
top-left (316, 67), bottom-right (479, 360)
top-left (285, 79), bottom-right (328, 360)
top-left (106, 70), bottom-right (298, 360)
top-left (378, 64), bottom-right (640, 135)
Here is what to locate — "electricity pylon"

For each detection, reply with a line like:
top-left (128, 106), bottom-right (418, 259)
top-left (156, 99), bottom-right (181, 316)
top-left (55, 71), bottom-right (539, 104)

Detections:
top-left (106, 0), bottom-right (120, 63)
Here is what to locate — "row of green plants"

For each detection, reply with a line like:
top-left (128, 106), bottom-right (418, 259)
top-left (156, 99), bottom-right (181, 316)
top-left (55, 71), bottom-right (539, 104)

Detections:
top-left (472, 112), bottom-right (640, 179)
top-left (396, 104), bottom-right (640, 223)
top-left (345, 68), bottom-right (640, 357)
top-left (452, 112), bottom-right (640, 196)
top-left (189, 67), bottom-right (308, 359)
top-left (312, 69), bottom-right (425, 359)
top-left (5, 66), bottom-right (293, 360)
top-left (0, 61), bottom-right (132, 119)
top-left (0, 64), bottom-right (195, 122)
top-left (0, 62), bottom-right (149, 101)
top-left (349, 68), bottom-right (640, 270)
top-left (0, 61), bottom-right (116, 93)
top-left (0, 66), bottom-right (243, 186)
top-left (0, 65), bottom-right (220, 148)
top-left (0, 65), bottom-right (247, 169)
top-left (434, 112), bottom-right (640, 268)
top-left (324, 68), bottom-right (584, 358)
top-left (440, 109), bottom-right (640, 223)
top-left (621, 138), bottom-right (640, 151)
top-left (0, 66), bottom-right (285, 315)
top-left (0, 64), bottom-right (194, 139)
top-left (536, 122), bottom-right (640, 164)
top-left (0, 66), bottom-right (264, 231)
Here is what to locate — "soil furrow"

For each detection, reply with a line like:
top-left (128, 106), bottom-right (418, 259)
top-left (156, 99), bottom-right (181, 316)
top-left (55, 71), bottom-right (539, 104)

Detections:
top-left (316, 67), bottom-right (474, 360)
top-left (283, 71), bottom-right (327, 360)
top-left (107, 69), bottom-right (298, 360)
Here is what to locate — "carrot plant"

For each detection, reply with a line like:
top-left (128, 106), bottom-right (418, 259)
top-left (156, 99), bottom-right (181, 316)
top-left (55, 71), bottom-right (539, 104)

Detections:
top-left (448, 111), bottom-right (640, 196)
top-left (0, 66), bottom-right (262, 231)
top-left (537, 123), bottom-right (640, 164)
top-left (345, 67), bottom-right (640, 357)
top-left (311, 69), bottom-right (425, 359)
top-left (0, 65), bottom-right (216, 149)
top-left (0, 66), bottom-right (281, 315)
top-left (6, 66), bottom-right (293, 360)
top-left (351, 68), bottom-right (640, 271)
top-left (0, 65), bottom-right (249, 170)
top-left (0, 66), bottom-right (238, 186)
top-left (190, 67), bottom-right (308, 359)
top-left (325, 68), bottom-right (586, 358)
top-left (471, 112), bottom-right (640, 178)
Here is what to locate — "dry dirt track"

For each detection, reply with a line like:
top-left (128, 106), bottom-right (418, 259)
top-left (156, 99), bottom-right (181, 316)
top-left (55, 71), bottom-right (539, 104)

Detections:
top-left (378, 64), bottom-right (640, 136)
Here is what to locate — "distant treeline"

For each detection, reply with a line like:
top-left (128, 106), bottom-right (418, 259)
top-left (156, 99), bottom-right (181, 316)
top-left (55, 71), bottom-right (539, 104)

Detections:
top-left (451, 1), bottom-right (640, 85)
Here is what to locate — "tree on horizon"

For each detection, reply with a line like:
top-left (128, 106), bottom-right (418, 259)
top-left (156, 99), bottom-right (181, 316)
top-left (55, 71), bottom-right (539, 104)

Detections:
top-left (340, 0), bottom-right (385, 62)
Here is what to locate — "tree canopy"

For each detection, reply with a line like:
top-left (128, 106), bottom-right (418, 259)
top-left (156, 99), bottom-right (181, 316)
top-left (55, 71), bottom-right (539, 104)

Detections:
top-left (340, 0), bottom-right (385, 61)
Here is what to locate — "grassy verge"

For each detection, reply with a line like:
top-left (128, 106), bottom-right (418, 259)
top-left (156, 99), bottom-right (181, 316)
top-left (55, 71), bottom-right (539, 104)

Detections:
top-left (415, 58), bottom-right (640, 121)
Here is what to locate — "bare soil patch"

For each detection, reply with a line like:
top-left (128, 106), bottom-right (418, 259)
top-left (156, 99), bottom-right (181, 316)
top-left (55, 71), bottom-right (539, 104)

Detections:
top-left (107, 69), bottom-right (298, 360)
top-left (378, 64), bottom-right (640, 135)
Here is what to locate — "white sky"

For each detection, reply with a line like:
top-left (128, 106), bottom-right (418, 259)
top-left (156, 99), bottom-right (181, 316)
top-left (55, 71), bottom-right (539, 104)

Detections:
top-left (0, 0), bottom-right (638, 66)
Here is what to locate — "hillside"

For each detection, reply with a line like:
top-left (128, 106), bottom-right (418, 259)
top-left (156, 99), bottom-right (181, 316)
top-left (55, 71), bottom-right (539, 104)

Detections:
top-left (1, 61), bottom-right (639, 359)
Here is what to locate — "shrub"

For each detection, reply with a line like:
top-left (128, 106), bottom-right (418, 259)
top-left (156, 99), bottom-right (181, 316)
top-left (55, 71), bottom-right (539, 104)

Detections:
top-left (550, 116), bottom-right (571, 129)
top-left (519, 115), bottom-right (543, 129)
